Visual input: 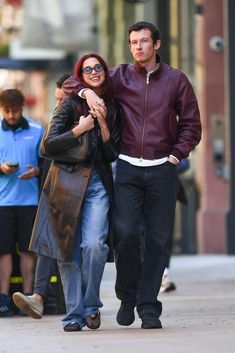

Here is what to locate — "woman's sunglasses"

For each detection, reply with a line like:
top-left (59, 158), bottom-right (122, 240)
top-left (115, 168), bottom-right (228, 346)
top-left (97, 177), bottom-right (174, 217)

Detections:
top-left (82, 64), bottom-right (104, 74)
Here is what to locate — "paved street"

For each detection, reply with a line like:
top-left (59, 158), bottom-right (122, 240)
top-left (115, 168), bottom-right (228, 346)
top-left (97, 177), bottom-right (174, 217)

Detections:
top-left (1, 255), bottom-right (235, 353)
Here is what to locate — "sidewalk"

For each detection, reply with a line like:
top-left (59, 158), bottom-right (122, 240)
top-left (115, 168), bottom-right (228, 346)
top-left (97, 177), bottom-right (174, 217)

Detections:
top-left (1, 255), bottom-right (235, 353)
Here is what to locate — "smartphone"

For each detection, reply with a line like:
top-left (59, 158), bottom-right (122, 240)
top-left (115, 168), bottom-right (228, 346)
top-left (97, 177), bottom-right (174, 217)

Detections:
top-left (8, 162), bottom-right (19, 168)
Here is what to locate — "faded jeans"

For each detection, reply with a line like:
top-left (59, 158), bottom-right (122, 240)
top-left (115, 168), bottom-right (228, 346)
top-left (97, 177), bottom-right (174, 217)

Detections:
top-left (58, 169), bottom-right (109, 327)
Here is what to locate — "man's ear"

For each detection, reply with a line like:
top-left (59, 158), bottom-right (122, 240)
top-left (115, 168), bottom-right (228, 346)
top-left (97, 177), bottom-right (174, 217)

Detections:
top-left (154, 39), bottom-right (161, 51)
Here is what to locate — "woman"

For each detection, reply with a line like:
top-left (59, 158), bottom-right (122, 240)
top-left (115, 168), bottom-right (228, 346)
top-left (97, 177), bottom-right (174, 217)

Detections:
top-left (29, 54), bottom-right (120, 332)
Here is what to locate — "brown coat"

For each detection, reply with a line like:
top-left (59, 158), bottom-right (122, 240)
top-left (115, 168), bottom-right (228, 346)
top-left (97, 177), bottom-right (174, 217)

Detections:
top-left (29, 95), bottom-right (120, 262)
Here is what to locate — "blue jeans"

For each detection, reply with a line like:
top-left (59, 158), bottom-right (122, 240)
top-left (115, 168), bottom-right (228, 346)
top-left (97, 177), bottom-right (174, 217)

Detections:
top-left (57, 170), bottom-right (109, 327)
top-left (34, 255), bottom-right (55, 297)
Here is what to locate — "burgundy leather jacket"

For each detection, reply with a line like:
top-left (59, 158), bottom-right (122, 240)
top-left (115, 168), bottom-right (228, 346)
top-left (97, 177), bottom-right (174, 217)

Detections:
top-left (63, 57), bottom-right (201, 161)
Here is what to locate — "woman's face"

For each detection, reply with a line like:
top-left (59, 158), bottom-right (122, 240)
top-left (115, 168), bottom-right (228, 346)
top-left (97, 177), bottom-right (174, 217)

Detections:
top-left (81, 57), bottom-right (105, 90)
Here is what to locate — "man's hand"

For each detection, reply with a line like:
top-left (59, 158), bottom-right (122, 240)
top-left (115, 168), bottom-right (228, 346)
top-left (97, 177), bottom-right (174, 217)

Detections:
top-left (18, 165), bottom-right (40, 179)
top-left (168, 155), bottom-right (179, 165)
top-left (0, 161), bottom-right (19, 174)
top-left (83, 89), bottom-right (106, 111)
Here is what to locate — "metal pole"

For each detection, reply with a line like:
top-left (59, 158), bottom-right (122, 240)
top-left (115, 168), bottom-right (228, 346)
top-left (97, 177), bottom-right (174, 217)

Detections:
top-left (226, 0), bottom-right (235, 254)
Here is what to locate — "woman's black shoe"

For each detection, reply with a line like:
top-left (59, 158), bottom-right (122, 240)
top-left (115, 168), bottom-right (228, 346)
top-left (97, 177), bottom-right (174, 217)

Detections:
top-left (86, 311), bottom-right (101, 329)
top-left (63, 322), bottom-right (82, 332)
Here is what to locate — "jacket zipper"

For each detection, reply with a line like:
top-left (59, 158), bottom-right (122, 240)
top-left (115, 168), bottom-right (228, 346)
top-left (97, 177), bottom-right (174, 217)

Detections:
top-left (140, 72), bottom-right (151, 160)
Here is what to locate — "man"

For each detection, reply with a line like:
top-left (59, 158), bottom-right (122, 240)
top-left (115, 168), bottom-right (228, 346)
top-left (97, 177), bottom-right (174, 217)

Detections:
top-left (12, 74), bottom-right (70, 319)
top-left (63, 21), bottom-right (201, 329)
top-left (0, 89), bottom-right (44, 316)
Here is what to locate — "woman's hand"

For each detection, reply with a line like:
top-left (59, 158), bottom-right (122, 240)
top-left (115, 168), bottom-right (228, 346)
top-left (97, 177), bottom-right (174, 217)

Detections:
top-left (89, 104), bottom-right (107, 128)
top-left (72, 114), bottom-right (95, 138)
top-left (82, 90), bottom-right (110, 142)
top-left (89, 106), bottom-right (110, 142)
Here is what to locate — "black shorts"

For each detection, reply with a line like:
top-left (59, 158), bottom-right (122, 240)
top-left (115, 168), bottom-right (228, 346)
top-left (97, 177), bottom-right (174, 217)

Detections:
top-left (0, 206), bottom-right (37, 254)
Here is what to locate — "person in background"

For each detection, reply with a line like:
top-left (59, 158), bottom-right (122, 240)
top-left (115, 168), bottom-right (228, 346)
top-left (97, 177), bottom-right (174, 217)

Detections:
top-left (0, 89), bottom-right (44, 317)
top-left (63, 21), bottom-right (201, 329)
top-left (27, 54), bottom-right (120, 332)
top-left (12, 73), bottom-right (71, 319)
top-left (160, 158), bottom-right (190, 293)
top-left (55, 74), bottom-right (70, 105)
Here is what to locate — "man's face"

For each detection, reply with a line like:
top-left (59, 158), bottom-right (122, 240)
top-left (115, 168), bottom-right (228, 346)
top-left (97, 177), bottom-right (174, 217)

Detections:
top-left (1, 106), bottom-right (23, 125)
top-left (129, 28), bottom-right (160, 65)
top-left (55, 87), bottom-right (66, 107)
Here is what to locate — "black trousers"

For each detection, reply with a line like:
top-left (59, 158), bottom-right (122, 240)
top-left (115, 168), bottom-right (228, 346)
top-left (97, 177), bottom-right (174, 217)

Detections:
top-left (114, 159), bottom-right (177, 318)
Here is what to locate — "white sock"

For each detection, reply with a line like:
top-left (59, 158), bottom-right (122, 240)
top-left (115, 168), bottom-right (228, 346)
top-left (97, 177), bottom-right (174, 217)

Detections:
top-left (163, 267), bottom-right (169, 278)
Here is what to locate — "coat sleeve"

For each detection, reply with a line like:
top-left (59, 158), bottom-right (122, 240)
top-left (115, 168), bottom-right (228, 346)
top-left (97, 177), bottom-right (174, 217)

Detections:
top-left (62, 75), bottom-right (84, 96)
top-left (41, 96), bottom-right (79, 155)
top-left (100, 101), bottom-right (121, 163)
top-left (170, 73), bottom-right (202, 160)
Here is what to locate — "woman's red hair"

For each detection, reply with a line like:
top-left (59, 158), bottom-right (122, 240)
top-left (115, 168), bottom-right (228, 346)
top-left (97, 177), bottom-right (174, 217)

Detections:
top-left (73, 53), bottom-right (110, 97)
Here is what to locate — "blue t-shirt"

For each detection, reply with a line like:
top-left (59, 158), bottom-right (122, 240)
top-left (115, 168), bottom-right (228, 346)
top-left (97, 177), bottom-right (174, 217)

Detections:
top-left (0, 117), bottom-right (45, 206)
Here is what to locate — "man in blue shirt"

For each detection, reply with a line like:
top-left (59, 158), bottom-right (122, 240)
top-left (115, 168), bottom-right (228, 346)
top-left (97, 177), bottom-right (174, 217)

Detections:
top-left (12, 74), bottom-right (70, 319)
top-left (0, 89), bottom-right (44, 316)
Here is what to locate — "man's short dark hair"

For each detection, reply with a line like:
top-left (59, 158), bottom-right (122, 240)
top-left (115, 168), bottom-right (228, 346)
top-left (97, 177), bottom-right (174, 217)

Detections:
top-left (128, 21), bottom-right (160, 43)
top-left (56, 73), bottom-right (71, 88)
top-left (0, 89), bottom-right (24, 109)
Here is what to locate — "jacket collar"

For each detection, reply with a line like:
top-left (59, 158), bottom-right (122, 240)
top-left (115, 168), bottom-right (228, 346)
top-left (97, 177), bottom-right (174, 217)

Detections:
top-left (1, 117), bottom-right (29, 131)
top-left (134, 54), bottom-right (163, 76)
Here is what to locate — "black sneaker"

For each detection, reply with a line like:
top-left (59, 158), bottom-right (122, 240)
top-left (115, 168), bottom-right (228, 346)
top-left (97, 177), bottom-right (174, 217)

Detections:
top-left (116, 301), bottom-right (135, 326)
top-left (0, 293), bottom-right (14, 317)
top-left (141, 314), bottom-right (162, 329)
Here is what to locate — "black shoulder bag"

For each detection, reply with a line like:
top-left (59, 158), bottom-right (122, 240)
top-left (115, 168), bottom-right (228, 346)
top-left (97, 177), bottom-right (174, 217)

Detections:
top-left (40, 106), bottom-right (91, 164)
